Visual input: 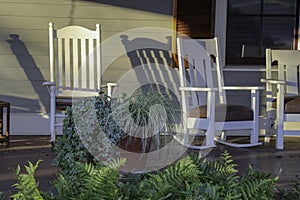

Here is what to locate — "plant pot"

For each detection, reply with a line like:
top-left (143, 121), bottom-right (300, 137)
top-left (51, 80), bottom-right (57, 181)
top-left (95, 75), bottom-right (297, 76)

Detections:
top-left (118, 135), bottom-right (152, 153)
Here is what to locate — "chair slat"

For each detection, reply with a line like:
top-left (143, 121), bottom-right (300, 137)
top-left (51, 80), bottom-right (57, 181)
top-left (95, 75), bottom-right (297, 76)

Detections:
top-left (64, 38), bottom-right (71, 89)
top-left (194, 58), bottom-right (208, 106)
top-left (58, 38), bottom-right (63, 90)
top-left (88, 38), bottom-right (95, 90)
top-left (49, 26), bottom-right (55, 83)
top-left (188, 59), bottom-right (198, 107)
top-left (96, 24), bottom-right (101, 89)
top-left (81, 39), bottom-right (87, 89)
top-left (285, 65), bottom-right (298, 95)
top-left (73, 39), bottom-right (79, 89)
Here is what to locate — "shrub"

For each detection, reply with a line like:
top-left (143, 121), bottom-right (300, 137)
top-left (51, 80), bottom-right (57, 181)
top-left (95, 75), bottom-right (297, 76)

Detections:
top-left (53, 92), bottom-right (125, 196)
top-left (54, 92), bottom-right (125, 167)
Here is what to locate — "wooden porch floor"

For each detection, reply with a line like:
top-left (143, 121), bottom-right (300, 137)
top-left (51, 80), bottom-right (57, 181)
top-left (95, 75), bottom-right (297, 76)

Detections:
top-left (0, 136), bottom-right (299, 196)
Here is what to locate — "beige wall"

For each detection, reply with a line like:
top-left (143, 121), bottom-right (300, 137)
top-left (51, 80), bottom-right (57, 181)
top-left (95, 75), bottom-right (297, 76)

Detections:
top-left (0, 0), bottom-right (174, 134)
top-left (0, 0), bottom-right (269, 136)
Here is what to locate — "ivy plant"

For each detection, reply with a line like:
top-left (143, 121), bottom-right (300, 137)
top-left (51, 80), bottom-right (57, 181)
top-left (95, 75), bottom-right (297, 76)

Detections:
top-left (52, 92), bottom-right (125, 195)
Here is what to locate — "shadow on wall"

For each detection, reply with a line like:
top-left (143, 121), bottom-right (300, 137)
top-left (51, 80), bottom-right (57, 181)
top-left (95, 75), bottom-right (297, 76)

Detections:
top-left (120, 35), bottom-right (180, 100)
top-left (6, 34), bottom-right (49, 113)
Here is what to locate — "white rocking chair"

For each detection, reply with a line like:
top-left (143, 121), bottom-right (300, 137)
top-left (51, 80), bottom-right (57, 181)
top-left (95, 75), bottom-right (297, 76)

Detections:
top-left (261, 49), bottom-right (300, 149)
top-left (176, 37), bottom-right (263, 149)
top-left (43, 22), bottom-right (117, 144)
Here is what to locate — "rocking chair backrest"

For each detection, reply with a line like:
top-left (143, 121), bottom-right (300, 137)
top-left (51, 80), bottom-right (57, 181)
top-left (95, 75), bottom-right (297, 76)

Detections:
top-left (177, 38), bottom-right (214, 116)
top-left (266, 49), bottom-right (300, 96)
top-left (177, 37), bottom-right (225, 111)
top-left (49, 22), bottom-right (101, 97)
top-left (195, 38), bottom-right (225, 104)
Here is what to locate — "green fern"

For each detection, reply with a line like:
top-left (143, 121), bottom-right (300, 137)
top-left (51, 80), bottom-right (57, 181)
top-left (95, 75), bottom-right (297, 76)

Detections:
top-left (278, 176), bottom-right (300, 200)
top-left (238, 165), bottom-right (278, 199)
top-left (190, 151), bottom-right (240, 199)
top-left (188, 151), bottom-right (277, 200)
top-left (10, 151), bottom-right (279, 199)
top-left (118, 173), bottom-right (143, 200)
top-left (186, 182), bottom-right (222, 200)
top-left (11, 160), bottom-right (44, 200)
top-left (53, 158), bottom-right (126, 200)
top-left (137, 156), bottom-right (199, 199)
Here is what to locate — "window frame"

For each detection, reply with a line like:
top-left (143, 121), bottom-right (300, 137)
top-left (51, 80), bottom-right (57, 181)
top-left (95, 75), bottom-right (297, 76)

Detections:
top-left (226, 0), bottom-right (300, 65)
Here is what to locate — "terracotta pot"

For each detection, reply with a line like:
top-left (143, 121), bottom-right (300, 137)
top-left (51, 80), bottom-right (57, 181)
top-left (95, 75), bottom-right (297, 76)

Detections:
top-left (118, 136), bottom-right (152, 153)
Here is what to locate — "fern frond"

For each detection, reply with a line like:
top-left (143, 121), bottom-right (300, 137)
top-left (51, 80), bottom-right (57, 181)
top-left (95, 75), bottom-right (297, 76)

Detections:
top-left (238, 166), bottom-right (278, 199)
top-left (84, 162), bottom-right (95, 176)
top-left (137, 156), bottom-right (199, 199)
top-left (107, 157), bottom-right (126, 169)
top-left (239, 178), bottom-right (275, 199)
top-left (11, 160), bottom-right (44, 200)
top-left (70, 161), bottom-right (121, 200)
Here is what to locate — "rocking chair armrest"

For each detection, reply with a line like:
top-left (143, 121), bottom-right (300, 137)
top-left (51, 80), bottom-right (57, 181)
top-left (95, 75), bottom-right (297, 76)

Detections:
top-left (100, 83), bottom-right (119, 88)
top-left (42, 81), bottom-right (56, 87)
top-left (179, 87), bottom-right (218, 92)
top-left (260, 78), bottom-right (286, 85)
top-left (42, 81), bottom-right (56, 95)
top-left (100, 83), bottom-right (119, 97)
top-left (222, 86), bottom-right (265, 91)
top-left (106, 83), bottom-right (119, 87)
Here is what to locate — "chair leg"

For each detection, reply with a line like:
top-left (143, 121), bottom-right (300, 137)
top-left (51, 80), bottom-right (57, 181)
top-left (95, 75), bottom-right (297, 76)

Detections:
top-left (50, 114), bottom-right (56, 143)
top-left (206, 125), bottom-right (215, 147)
top-left (276, 85), bottom-right (285, 150)
top-left (220, 131), bottom-right (227, 141)
top-left (251, 89), bottom-right (260, 145)
top-left (50, 85), bottom-right (56, 143)
top-left (184, 128), bottom-right (189, 145)
top-left (265, 110), bottom-right (276, 143)
top-left (173, 120), bottom-right (189, 147)
top-left (250, 129), bottom-right (259, 145)
top-left (276, 124), bottom-right (284, 150)
top-left (250, 120), bottom-right (259, 145)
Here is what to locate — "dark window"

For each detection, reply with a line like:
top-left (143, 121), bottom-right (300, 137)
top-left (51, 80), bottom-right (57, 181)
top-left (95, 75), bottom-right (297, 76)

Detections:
top-left (226, 0), bottom-right (299, 65)
top-left (173, 0), bottom-right (215, 67)
top-left (176, 0), bottom-right (215, 38)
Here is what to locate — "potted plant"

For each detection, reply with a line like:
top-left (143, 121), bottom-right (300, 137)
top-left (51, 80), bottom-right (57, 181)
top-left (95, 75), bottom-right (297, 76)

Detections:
top-left (110, 90), bottom-right (181, 153)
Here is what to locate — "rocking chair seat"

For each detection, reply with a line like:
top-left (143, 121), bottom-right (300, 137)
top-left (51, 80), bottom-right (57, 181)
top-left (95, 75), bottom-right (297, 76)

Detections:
top-left (272, 96), bottom-right (300, 114)
top-left (55, 97), bottom-right (73, 110)
top-left (55, 96), bottom-right (99, 111)
top-left (189, 104), bottom-right (253, 122)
